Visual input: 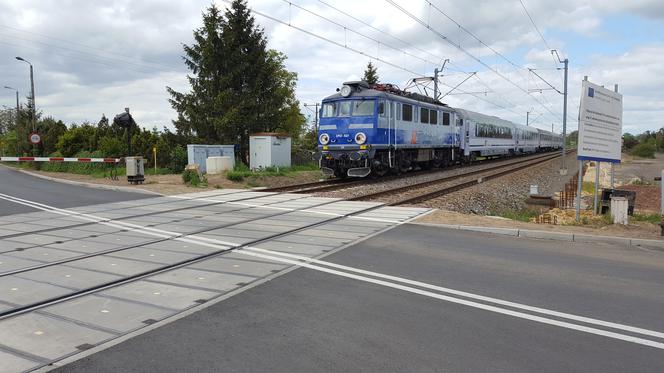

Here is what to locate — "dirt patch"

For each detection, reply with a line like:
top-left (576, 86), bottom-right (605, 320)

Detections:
top-left (18, 169), bottom-right (324, 195)
top-left (417, 209), bottom-right (663, 240)
top-left (617, 185), bottom-right (660, 214)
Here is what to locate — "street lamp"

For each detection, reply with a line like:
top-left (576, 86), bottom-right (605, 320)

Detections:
top-left (15, 57), bottom-right (35, 132)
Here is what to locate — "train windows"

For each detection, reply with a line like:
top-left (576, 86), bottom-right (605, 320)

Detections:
top-left (352, 100), bottom-right (375, 116)
top-left (397, 103), bottom-right (402, 120)
top-left (339, 101), bottom-right (352, 117)
top-left (322, 103), bottom-right (336, 118)
top-left (378, 100), bottom-right (386, 117)
top-left (476, 123), bottom-right (512, 139)
top-left (420, 108), bottom-right (429, 124)
top-left (442, 112), bottom-right (450, 126)
top-left (430, 110), bottom-right (438, 125)
top-left (402, 104), bottom-right (413, 122)
top-left (456, 118), bottom-right (463, 127)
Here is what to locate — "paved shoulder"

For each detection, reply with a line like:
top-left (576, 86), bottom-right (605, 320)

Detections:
top-left (0, 166), bottom-right (151, 216)
top-left (51, 223), bottom-right (664, 373)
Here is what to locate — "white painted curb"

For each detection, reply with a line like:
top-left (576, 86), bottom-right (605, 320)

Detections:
top-left (411, 222), bottom-right (664, 250)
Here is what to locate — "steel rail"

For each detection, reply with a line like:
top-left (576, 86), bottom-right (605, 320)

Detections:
top-left (350, 150), bottom-right (572, 203)
top-left (392, 151), bottom-right (573, 205)
top-left (0, 195), bottom-right (387, 322)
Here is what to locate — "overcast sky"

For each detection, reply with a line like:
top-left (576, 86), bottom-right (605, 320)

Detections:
top-left (1, 0), bottom-right (663, 135)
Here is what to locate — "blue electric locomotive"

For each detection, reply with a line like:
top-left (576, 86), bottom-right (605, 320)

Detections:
top-left (317, 81), bottom-right (562, 178)
top-left (318, 81), bottom-right (459, 178)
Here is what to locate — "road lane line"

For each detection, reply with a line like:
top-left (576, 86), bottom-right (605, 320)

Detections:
top-left (4, 192), bottom-right (663, 349)
top-left (234, 248), bottom-right (664, 350)
top-left (242, 246), bottom-right (664, 340)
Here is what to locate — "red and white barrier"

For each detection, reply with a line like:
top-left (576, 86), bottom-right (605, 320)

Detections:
top-left (0, 157), bottom-right (120, 163)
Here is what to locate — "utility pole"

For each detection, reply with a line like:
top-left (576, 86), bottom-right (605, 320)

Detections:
top-left (16, 57), bottom-right (36, 156)
top-left (433, 59), bottom-right (449, 101)
top-left (552, 50), bottom-right (569, 175)
top-left (575, 76), bottom-right (588, 222)
top-left (303, 103), bottom-right (320, 137)
top-left (526, 111), bottom-right (530, 127)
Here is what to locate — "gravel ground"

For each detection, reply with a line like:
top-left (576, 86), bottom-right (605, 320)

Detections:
top-left (8, 168), bottom-right (323, 195)
top-left (316, 152), bottom-right (561, 200)
top-left (417, 152), bottom-right (578, 214)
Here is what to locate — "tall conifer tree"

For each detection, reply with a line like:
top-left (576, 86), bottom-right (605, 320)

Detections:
top-left (168, 1), bottom-right (304, 162)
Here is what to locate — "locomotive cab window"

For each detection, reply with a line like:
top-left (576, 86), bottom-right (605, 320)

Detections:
top-left (352, 100), bottom-right (375, 116)
top-left (378, 100), bottom-right (386, 117)
top-left (442, 112), bottom-right (450, 126)
top-left (339, 101), bottom-right (352, 117)
top-left (430, 110), bottom-right (438, 125)
top-left (402, 104), bottom-right (413, 122)
top-left (322, 103), bottom-right (336, 118)
top-left (420, 108), bottom-right (429, 124)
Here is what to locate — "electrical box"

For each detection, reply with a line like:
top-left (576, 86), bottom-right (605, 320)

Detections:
top-left (250, 133), bottom-right (291, 170)
top-left (206, 156), bottom-right (234, 175)
top-left (126, 156), bottom-right (145, 184)
top-left (187, 144), bottom-right (235, 173)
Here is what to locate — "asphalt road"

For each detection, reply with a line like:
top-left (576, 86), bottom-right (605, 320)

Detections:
top-left (0, 165), bottom-right (150, 216)
top-left (53, 224), bottom-right (664, 373)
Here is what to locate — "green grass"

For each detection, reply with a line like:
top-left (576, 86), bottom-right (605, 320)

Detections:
top-left (493, 209), bottom-right (539, 222)
top-left (582, 181), bottom-right (596, 194)
top-left (225, 163), bottom-right (319, 182)
top-left (630, 214), bottom-right (663, 224)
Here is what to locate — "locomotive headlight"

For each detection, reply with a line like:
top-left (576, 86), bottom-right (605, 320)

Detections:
top-left (354, 132), bottom-right (367, 145)
top-left (340, 84), bottom-right (352, 97)
top-left (319, 133), bottom-right (330, 145)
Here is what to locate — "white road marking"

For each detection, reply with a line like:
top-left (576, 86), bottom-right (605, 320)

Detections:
top-left (242, 246), bottom-right (664, 340)
top-left (2, 193), bottom-right (663, 350)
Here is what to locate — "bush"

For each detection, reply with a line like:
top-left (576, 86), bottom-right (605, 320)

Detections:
top-left (631, 142), bottom-right (656, 158)
top-left (182, 169), bottom-right (205, 187)
top-left (225, 171), bottom-right (245, 182)
top-left (99, 136), bottom-right (125, 157)
top-left (168, 145), bottom-right (187, 173)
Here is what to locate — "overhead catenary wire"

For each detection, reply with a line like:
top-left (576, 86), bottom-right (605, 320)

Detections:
top-left (385, 0), bottom-right (560, 122)
top-left (301, 0), bottom-right (557, 125)
top-left (0, 24), bottom-right (179, 72)
top-left (234, 0), bottom-right (523, 117)
top-left (516, 0), bottom-right (564, 84)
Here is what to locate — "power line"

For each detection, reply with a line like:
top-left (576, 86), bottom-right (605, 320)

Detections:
top-left (235, 0), bottom-right (523, 116)
top-left (314, 0), bottom-right (544, 119)
top-left (517, 0), bottom-right (563, 83)
top-left (384, 0), bottom-right (559, 122)
top-left (518, 0), bottom-right (550, 50)
top-left (0, 24), bottom-right (177, 72)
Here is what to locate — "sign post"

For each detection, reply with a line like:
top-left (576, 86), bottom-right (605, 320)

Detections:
top-left (153, 146), bottom-right (157, 175)
top-left (575, 79), bottom-right (623, 221)
top-left (28, 132), bottom-right (41, 145)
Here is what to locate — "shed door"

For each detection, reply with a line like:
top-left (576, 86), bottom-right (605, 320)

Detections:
top-left (194, 148), bottom-right (207, 172)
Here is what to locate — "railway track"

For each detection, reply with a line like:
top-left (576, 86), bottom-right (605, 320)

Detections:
top-left (0, 193), bottom-right (385, 324)
top-left (261, 178), bottom-right (364, 193)
top-left (264, 150), bottom-right (566, 195)
top-left (350, 150), bottom-right (573, 205)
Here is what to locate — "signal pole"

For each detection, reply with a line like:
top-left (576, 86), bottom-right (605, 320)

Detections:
top-left (303, 103), bottom-right (319, 137)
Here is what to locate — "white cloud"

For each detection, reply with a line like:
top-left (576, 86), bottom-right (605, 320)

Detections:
top-left (0, 0), bottom-right (661, 135)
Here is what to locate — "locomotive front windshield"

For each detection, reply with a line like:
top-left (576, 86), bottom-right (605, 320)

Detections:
top-left (321, 100), bottom-right (375, 118)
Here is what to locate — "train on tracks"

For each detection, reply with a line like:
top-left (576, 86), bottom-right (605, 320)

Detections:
top-left (317, 81), bottom-right (563, 178)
